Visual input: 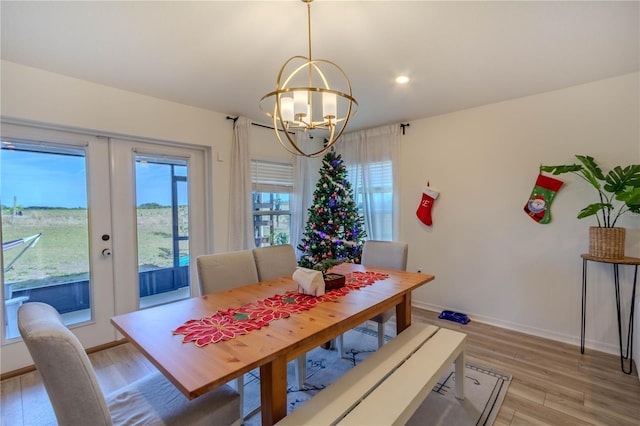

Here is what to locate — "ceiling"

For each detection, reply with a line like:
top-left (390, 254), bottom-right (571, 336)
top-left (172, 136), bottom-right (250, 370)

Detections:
top-left (1, 1), bottom-right (638, 133)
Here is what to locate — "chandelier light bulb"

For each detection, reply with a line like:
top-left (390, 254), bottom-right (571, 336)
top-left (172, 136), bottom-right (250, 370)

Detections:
top-left (323, 92), bottom-right (337, 120)
top-left (294, 90), bottom-right (308, 118)
top-left (281, 96), bottom-right (294, 122)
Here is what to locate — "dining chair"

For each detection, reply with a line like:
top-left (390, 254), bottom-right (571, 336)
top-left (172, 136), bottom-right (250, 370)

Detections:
top-left (252, 244), bottom-right (297, 282)
top-left (337, 240), bottom-right (409, 355)
top-left (252, 244), bottom-right (307, 389)
top-left (196, 250), bottom-right (260, 294)
top-left (196, 250), bottom-right (259, 419)
top-left (18, 302), bottom-right (241, 426)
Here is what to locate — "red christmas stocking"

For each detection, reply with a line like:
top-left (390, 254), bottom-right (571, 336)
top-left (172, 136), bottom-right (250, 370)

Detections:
top-left (524, 174), bottom-right (563, 224)
top-left (416, 185), bottom-right (440, 226)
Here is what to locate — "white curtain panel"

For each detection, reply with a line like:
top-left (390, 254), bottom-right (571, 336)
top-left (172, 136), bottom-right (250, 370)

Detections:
top-left (336, 124), bottom-right (401, 241)
top-left (227, 116), bottom-right (255, 251)
top-left (293, 132), bottom-right (322, 258)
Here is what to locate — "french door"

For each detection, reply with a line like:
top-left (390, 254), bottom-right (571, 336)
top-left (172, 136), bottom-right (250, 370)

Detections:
top-left (0, 123), bottom-right (207, 373)
top-left (109, 138), bottom-right (207, 316)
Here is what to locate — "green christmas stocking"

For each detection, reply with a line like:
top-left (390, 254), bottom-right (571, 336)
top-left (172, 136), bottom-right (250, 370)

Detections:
top-left (524, 174), bottom-right (563, 224)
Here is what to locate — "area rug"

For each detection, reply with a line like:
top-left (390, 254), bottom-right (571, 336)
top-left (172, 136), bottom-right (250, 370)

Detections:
top-left (242, 326), bottom-right (511, 425)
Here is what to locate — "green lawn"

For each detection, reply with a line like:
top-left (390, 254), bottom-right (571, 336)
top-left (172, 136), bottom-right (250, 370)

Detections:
top-left (2, 207), bottom-right (181, 288)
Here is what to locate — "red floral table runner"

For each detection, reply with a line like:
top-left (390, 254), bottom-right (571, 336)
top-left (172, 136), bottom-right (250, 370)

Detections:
top-left (173, 271), bottom-right (389, 347)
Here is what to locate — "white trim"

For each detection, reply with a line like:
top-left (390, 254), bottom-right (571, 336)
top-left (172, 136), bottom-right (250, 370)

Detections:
top-left (411, 300), bottom-right (620, 356)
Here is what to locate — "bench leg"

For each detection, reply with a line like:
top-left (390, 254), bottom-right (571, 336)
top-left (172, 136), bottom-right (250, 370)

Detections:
top-left (454, 350), bottom-right (465, 400)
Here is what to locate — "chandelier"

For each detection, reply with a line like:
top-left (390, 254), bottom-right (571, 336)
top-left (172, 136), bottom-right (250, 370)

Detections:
top-left (259, 0), bottom-right (358, 158)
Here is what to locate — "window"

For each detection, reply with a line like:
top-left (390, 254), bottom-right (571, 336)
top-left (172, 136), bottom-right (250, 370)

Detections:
top-left (252, 160), bottom-right (293, 247)
top-left (346, 160), bottom-right (394, 241)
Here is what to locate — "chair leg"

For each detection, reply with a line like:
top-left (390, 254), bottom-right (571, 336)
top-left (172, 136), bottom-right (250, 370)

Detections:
top-left (337, 334), bottom-right (345, 358)
top-left (236, 376), bottom-right (244, 419)
top-left (295, 355), bottom-right (306, 389)
top-left (454, 350), bottom-right (465, 400)
top-left (377, 322), bottom-right (385, 348)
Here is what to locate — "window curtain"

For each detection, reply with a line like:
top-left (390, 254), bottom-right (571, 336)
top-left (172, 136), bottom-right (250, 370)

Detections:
top-left (335, 124), bottom-right (401, 241)
top-left (292, 132), bottom-right (322, 259)
top-left (227, 116), bottom-right (255, 251)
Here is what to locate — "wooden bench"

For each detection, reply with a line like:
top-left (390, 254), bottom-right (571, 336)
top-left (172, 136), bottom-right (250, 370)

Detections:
top-left (276, 323), bottom-right (466, 425)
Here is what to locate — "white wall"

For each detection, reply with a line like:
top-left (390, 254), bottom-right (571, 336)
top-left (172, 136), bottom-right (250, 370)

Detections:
top-left (1, 60), bottom-right (234, 252)
top-left (2, 60), bottom-right (639, 359)
top-left (400, 73), bottom-right (640, 356)
top-left (0, 61), bottom-right (295, 251)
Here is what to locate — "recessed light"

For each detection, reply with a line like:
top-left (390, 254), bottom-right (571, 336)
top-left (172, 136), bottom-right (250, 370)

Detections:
top-left (395, 75), bottom-right (410, 84)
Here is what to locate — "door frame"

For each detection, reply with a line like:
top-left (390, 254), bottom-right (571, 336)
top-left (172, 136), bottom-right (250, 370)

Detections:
top-left (1, 122), bottom-right (211, 374)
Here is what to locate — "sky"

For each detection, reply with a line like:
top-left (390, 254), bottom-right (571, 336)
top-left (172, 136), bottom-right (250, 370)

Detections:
top-left (1, 147), bottom-right (186, 209)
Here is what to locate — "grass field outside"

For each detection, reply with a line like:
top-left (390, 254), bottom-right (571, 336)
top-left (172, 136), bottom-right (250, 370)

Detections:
top-left (2, 207), bottom-right (184, 290)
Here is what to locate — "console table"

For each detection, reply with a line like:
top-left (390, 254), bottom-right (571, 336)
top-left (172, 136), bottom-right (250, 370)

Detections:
top-left (581, 254), bottom-right (639, 374)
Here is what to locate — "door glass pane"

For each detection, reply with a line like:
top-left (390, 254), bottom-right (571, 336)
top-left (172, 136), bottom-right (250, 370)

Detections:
top-left (1, 140), bottom-right (91, 339)
top-left (135, 155), bottom-right (190, 308)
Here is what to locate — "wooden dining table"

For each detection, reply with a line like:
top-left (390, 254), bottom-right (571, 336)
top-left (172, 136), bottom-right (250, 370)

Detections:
top-left (110, 263), bottom-right (434, 426)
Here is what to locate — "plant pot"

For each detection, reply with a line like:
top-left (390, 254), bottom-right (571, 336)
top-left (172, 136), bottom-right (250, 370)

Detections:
top-left (589, 226), bottom-right (625, 259)
top-left (324, 273), bottom-right (345, 291)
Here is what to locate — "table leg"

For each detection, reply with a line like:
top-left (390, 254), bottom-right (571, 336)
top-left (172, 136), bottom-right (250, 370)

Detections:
top-left (626, 266), bottom-right (637, 371)
top-left (614, 264), bottom-right (623, 364)
top-left (260, 356), bottom-right (288, 426)
top-left (580, 257), bottom-right (639, 375)
top-left (395, 292), bottom-right (412, 334)
top-left (614, 264), bottom-right (637, 375)
top-left (581, 258), bottom-right (587, 354)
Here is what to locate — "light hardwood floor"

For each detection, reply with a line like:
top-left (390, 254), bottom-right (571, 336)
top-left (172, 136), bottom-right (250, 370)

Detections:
top-left (2, 307), bottom-right (639, 425)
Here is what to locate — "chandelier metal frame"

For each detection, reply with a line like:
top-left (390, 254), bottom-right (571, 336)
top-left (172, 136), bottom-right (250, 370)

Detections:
top-left (259, 0), bottom-right (358, 158)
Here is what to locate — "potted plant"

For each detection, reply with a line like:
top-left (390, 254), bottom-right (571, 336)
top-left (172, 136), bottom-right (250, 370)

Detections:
top-left (313, 258), bottom-right (347, 290)
top-left (541, 155), bottom-right (640, 258)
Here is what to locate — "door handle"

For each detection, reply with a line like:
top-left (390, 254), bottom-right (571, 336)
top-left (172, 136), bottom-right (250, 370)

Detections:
top-left (102, 248), bottom-right (112, 257)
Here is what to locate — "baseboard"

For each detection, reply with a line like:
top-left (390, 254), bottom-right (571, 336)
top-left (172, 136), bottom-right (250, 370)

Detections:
top-left (411, 301), bottom-right (620, 356)
top-left (0, 338), bottom-right (129, 381)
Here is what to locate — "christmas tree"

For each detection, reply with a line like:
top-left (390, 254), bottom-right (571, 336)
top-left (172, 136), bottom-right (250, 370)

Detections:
top-left (298, 150), bottom-right (367, 268)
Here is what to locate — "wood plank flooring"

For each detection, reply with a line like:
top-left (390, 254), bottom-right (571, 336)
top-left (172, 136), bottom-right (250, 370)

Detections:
top-left (2, 307), bottom-right (639, 425)
top-left (412, 309), bottom-right (640, 426)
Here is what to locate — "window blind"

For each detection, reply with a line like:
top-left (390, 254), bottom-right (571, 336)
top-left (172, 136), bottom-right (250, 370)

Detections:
top-left (251, 160), bottom-right (293, 193)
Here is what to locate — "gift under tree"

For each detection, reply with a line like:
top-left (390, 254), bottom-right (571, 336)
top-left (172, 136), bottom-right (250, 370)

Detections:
top-left (298, 150), bottom-right (367, 268)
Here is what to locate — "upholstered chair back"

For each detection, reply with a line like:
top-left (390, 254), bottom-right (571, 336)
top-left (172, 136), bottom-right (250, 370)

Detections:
top-left (19, 302), bottom-right (242, 425)
top-left (196, 250), bottom-right (259, 295)
top-left (361, 240), bottom-right (408, 271)
top-left (18, 302), bottom-right (113, 425)
top-left (252, 244), bottom-right (298, 281)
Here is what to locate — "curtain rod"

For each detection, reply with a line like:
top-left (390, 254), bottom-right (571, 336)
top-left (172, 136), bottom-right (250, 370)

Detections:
top-left (227, 116), bottom-right (410, 135)
top-left (226, 116), bottom-right (292, 134)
